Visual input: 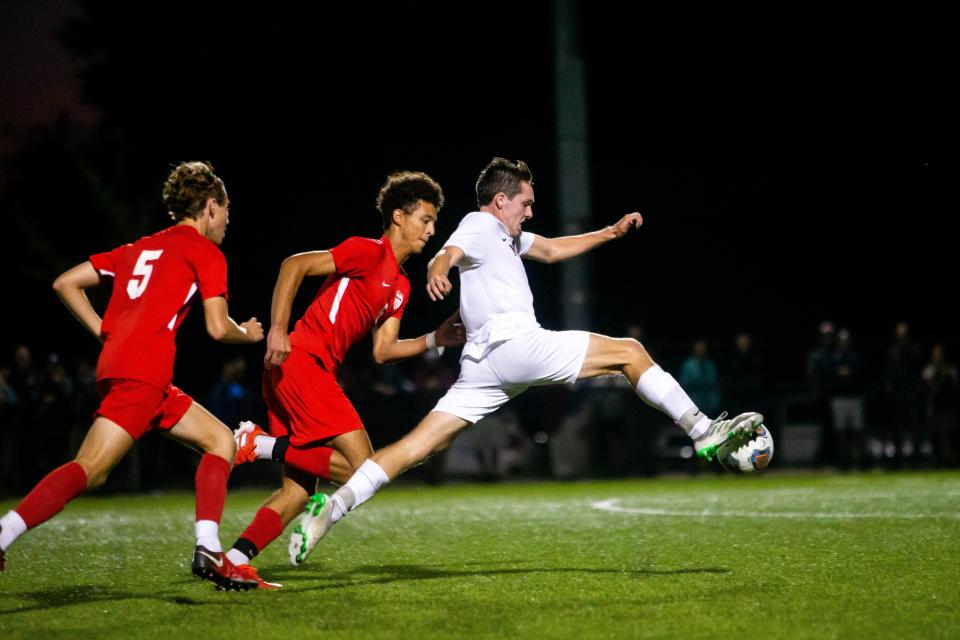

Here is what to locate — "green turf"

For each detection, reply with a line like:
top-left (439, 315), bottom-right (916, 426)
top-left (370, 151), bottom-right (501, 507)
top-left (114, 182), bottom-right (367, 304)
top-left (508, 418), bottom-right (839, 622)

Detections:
top-left (2, 471), bottom-right (958, 639)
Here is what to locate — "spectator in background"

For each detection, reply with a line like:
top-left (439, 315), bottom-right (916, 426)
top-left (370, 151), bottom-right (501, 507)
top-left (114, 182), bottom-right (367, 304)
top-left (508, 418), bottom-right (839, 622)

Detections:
top-left (678, 339), bottom-right (721, 417)
top-left (884, 322), bottom-right (924, 465)
top-left (724, 332), bottom-right (765, 416)
top-left (807, 321), bottom-right (836, 464)
top-left (829, 328), bottom-right (867, 468)
top-left (38, 353), bottom-right (75, 477)
top-left (8, 345), bottom-right (45, 487)
top-left (10, 345), bottom-right (42, 408)
top-left (923, 344), bottom-right (959, 466)
top-left (208, 357), bottom-right (257, 430)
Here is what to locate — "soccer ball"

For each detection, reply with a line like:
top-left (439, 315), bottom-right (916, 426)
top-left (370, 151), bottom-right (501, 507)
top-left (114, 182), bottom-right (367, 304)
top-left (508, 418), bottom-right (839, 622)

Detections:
top-left (719, 423), bottom-right (774, 474)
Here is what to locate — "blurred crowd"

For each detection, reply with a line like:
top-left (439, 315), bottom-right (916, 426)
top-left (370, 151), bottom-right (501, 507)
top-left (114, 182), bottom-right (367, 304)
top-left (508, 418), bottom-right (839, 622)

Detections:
top-left (1, 321), bottom-right (957, 494)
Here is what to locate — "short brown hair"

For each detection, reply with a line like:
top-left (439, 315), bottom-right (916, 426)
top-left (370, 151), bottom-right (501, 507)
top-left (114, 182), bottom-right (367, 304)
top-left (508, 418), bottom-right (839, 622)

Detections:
top-left (162, 161), bottom-right (227, 221)
top-left (475, 157), bottom-right (533, 208)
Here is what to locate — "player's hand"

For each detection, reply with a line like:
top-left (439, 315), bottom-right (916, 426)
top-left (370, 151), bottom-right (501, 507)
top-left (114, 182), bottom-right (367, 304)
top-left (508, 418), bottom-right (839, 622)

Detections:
top-left (264, 326), bottom-right (291, 368)
top-left (241, 317), bottom-right (264, 343)
top-left (426, 274), bottom-right (454, 301)
top-left (435, 310), bottom-right (466, 347)
top-left (611, 212), bottom-right (643, 238)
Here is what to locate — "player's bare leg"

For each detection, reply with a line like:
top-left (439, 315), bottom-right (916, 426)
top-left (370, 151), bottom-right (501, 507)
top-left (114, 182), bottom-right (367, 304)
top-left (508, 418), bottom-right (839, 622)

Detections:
top-left (289, 411), bottom-right (469, 565)
top-left (578, 333), bottom-right (763, 460)
top-left (370, 411), bottom-right (470, 478)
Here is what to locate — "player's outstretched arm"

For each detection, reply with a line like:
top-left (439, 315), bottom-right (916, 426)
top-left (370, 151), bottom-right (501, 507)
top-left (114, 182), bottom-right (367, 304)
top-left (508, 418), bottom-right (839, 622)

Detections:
top-left (52, 261), bottom-right (105, 343)
top-left (264, 250), bottom-right (337, 367)
top-left (372, 311), bottom-right (465, 365)
top-left (426, 246), bottom-right (464, 301)
top-left (202, 297), bottom-right (264, 344)
top-left (524, 212), bottom-right (642, 264)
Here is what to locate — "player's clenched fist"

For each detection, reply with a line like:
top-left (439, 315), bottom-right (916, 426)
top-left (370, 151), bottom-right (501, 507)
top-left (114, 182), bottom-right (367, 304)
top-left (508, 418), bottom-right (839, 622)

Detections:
top-left (427, 274), bottom-right (453, 301)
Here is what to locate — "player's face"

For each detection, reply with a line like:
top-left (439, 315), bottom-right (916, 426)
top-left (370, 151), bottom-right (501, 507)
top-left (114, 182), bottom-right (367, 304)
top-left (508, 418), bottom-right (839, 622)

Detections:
top-left (500, 181), bottom-right (534, 238)
top-left (399, 200), bottom-right (438, 254)
top-left (207, 196), bottom-right (230, 245)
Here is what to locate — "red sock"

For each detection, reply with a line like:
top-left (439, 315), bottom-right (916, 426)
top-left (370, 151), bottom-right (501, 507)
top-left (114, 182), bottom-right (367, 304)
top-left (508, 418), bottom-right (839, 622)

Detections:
top-left (284, 445), bottom-right (333, 478)
top-left (15, 462), bottom-right (88, 528)
top-left (235, 507), bottom-right (285, 553)
top-left (195, 454), bottom-right (230, 523)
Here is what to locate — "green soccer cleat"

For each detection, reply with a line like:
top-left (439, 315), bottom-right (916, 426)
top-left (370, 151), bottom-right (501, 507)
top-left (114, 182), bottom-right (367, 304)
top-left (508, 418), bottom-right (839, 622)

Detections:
top-left (288, 493), bottom-right (334, 566)
top-left (694, 411), bottom-right (765, 461)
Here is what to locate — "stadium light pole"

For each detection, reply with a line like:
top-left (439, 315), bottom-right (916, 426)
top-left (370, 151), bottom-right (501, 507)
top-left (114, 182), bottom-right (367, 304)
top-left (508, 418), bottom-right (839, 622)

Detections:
top-left (554, 0), bottom-right (592, 330)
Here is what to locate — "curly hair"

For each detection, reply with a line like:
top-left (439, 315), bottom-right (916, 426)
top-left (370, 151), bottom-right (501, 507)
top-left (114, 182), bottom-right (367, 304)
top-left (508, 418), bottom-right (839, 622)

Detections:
top-left (475, 158), bottom-right (533, 208)
top-left (376, 171), bottom-right (444, 230)
top-left (162, 161), bottom-right (227, 221)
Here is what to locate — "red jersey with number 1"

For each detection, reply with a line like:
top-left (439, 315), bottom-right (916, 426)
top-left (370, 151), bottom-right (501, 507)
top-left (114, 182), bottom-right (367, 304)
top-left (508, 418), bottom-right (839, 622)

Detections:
top-left (289, 235), bottom-right (409, 374)
top-left (88, 225), bottom-right (228, 389)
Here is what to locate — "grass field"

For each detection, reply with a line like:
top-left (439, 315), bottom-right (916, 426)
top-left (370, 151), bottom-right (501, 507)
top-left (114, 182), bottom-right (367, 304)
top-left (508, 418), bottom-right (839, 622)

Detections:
top-left (1, 471), bottom-right (958, 639)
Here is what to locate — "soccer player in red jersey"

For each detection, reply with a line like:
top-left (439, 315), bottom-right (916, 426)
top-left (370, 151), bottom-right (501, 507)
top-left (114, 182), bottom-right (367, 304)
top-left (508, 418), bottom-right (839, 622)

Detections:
top-left (0, 162), bottom-right (264, 590)
top-left (223, 171), bottom-right (464, 587)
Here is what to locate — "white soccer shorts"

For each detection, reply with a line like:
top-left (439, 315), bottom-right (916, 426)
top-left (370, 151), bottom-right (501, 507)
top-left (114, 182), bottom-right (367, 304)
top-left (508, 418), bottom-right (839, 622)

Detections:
top-left (433, 328), bottom-right (590, 424)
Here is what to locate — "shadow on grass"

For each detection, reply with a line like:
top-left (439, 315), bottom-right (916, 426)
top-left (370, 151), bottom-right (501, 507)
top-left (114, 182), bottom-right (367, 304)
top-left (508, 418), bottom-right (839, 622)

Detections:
top-left (0, 564), bottom-right (732, 611)
top-left (260, 561), bottom-right (731, 592)
top-left (0, 583), bottom-right (244, 616)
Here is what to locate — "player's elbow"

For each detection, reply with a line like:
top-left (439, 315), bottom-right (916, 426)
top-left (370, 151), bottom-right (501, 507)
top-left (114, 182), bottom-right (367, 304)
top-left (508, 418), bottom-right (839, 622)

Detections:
top-left (372, 347), bottom-right (390, 366)
top-left (52, 273), bottom-right (70, 294)
top-left (537, 247), bottom-right (559, 264)
top-left (206, 319), bottom-right (228, 342)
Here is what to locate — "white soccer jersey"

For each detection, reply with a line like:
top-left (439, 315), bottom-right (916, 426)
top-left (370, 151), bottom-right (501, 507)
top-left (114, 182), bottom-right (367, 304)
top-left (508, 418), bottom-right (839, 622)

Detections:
top-left (443, 211), bottom-right (539, 359)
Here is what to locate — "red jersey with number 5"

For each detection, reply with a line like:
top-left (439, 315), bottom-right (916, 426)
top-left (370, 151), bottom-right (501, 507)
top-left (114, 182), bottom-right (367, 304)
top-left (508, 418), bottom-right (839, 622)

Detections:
top-left (289, 235), bottom-right (409, 374)
top-left (88, 225), bottom-right (228, 389)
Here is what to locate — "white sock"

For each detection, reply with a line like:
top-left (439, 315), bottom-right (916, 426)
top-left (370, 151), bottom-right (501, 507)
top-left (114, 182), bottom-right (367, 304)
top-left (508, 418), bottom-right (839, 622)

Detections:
top-left (635, 365), bottom-right (710, 437)
top-left (330, 460), bottom-right (390, 525)
top-left (226, 548), bottom-right (250, 566)
top-left (255, 435), bottom-right (276, 460)
top-left (688, 414), bottom-right (713, 440)
top-left (0, 511), bottom-right (28, 551)
top-left (330, 492), bottom-right (351, 525)
top-left (195, 519), bottom-right (222, 552)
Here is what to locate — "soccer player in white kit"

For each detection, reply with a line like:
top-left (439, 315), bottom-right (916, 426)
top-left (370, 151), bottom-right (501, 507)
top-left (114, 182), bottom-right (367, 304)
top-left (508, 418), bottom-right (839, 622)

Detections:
top-left (289, 158), bottom-right (764, 562)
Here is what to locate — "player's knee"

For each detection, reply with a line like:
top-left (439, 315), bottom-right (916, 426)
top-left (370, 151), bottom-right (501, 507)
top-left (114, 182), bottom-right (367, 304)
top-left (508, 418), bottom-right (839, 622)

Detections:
top-left (622, 338), bottom-right (654, 369)
top-left (204, 426), bottom-right (236, 461)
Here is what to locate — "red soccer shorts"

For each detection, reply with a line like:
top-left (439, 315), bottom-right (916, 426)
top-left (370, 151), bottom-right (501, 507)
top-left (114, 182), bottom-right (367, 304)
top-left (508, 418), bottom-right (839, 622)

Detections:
top-left (263, 347), bottom-right (364, 446)
top-left (95, 379), bottom-right (194, 440)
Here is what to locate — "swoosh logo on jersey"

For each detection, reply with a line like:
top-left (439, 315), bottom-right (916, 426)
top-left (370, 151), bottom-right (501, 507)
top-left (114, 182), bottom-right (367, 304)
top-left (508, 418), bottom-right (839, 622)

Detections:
top-left (197, 550), bottom-right (223, 567)
top-left (382, 282), bottom-right (392, 288)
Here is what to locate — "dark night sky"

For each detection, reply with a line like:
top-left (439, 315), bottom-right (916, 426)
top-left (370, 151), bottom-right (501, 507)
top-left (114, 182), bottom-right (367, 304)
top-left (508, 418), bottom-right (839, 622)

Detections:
top-left (1, 2), bottom-right (955, 388)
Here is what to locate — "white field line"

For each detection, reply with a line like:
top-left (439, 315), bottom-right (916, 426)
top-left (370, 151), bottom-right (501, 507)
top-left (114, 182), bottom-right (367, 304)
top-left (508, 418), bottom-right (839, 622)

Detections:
top-left (590, 498), bottom-right (960, 520)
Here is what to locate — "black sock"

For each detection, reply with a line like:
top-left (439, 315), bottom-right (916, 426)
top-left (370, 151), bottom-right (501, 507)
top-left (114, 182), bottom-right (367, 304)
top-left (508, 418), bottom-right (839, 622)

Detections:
top-left (232, 537), bottom-right (259, 559)
top-left (272, 436), bottom-right (290, 463)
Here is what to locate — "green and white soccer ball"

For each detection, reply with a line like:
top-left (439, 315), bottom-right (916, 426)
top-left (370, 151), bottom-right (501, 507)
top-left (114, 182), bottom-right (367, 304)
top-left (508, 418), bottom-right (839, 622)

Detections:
top-left (719, 423), bottom-right (774, 474)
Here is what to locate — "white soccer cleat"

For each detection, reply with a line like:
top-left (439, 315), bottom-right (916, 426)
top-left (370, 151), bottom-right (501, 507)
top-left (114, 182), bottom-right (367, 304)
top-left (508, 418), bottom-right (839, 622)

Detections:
top-left (694, 411), bottom-right (765, 461)
top-left (288, 493), bottom-right (334, 566)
